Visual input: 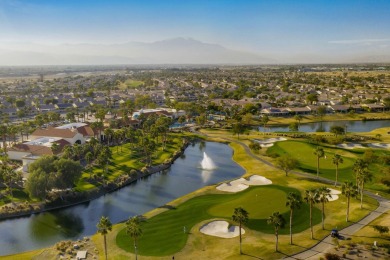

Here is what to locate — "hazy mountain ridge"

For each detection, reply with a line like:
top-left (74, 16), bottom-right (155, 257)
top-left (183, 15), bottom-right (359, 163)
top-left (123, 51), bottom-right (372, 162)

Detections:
top-left (0, 38), bottom-right (274, 66)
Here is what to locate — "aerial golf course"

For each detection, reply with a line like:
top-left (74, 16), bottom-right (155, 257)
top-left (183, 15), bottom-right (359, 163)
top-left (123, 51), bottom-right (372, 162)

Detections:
top-left (5, 126), bottom-right (390, 260)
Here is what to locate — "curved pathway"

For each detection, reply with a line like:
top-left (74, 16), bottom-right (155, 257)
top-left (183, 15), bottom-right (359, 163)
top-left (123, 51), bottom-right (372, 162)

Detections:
top-left (215, 135), bottom-right (390, 259)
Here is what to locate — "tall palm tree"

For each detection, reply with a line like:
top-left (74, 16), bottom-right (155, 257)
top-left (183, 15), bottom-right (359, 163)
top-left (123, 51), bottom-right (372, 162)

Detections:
top-left (286, 192), bottom-right (302, 245)
top-left (267, 211), bottom-right (286, 252)
top-left (85, 151), bottom-right (94, 179)
top-left (313, 147), bottom-right (325, 179)
top-left (126, 216), bottom-right (143, 260)
top-left (353, 159), bottom-right (368, 189)
top-left (332, 154), bottom-right (343, 186)
top-left (318, 186), bottom-right (331, 230)
top-left (356, 166), bottom-right (373, 209)
top-left (342, 182), bottom-right (358, 222)
top-left (97, 216), bottom-right (112, 260)
top-left (304, 188), bottom-right (320, 239)
top-left (232, 207), bottom-right (249, 255)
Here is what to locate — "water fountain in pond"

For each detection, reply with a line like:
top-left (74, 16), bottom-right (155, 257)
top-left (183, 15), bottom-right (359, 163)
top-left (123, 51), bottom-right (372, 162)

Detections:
top-left (201, 152), bottom-right (216, 170)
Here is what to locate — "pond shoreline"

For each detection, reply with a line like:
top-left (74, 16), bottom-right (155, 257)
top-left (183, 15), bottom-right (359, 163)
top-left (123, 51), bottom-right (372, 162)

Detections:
top-left (0, 141), bottom-right (190, 221)
top-left (265, 116), bottom-right (390, 127)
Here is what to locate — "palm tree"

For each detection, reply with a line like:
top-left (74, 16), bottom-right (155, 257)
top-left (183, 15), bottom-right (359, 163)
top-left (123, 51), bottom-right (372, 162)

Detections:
top-left (318, 187), bottom-right (331, 230)
top-left (50, 142), bottom-right (60, 155)
top-left (304, 188), bottom-right (319, 239)
top-left (232, 207), bottom-right (249, 255)
top-left (104, 127), bottom-right (114, 146)
top-left (261, 114), bottom-right (269, 135)
top-left (286, 192), bottom-right (302, 244)
top-left (267, 211), bottom-right (286, 252)
top-left (313, 147), bottom-right (325, 179)
top-left (126, 216), bottom-right (143, 260)
top-left (355, 164), bottom-right (373, 209)
top-left (353, 159), bottom-right (368, 189)
top-left (85, 151), bottom-right (94, 179)
top-left (342, 182), bottom-right (358, 222)
top-left (332, 154), bottom-right (343, 186)
top-left (294, 114), bottom-right (302, 130)
top-left (97, 216), bottom-right (112, 260)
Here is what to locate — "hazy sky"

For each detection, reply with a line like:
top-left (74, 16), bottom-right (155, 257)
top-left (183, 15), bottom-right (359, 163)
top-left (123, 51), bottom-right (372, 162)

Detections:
top-left (0, 0), bottom-right (389, 63)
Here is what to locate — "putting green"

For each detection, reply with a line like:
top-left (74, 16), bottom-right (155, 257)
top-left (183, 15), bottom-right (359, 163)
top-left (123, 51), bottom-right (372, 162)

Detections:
top-left (116, 185), bottom-right (321, 256)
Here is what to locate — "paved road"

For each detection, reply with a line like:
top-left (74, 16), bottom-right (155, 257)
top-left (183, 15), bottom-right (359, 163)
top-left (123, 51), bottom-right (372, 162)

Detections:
top-left (216, 136), bottom-right (390, 259)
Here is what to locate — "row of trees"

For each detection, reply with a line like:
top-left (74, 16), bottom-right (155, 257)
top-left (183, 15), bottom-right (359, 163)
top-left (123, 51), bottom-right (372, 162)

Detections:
top-left (233, 178), bottom-right (370, 255)
top-left (97, 215), bottom-right (142, 260)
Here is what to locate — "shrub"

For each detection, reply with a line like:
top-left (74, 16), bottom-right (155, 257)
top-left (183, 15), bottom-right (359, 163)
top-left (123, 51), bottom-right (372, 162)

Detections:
top-left (324, 253), bottom-right (341, 260)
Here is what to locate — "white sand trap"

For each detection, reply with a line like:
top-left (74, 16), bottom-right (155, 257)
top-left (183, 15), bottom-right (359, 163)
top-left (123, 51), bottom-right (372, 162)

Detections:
top-left (368, 143), bottom-right (390, 149)
top-left (260, 143), bottom-right (274, 148)
top-left (200, 220), bottom-right (245, 238)
top-left (242, 175), bottom-right (273, 185)
top-left (337, 143), bottom-right (365, 149)
top-left (216, 175), bottom-right (272, 192)
top-left (255, 137), bottom-right (287, 144)
top-left (327, 188), bottom-right (341, 202)
top-left (216, 183), bottom-right (249, 192)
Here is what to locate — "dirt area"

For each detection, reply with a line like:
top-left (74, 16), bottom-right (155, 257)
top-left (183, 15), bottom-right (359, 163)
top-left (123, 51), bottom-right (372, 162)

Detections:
top-left (324, 242), bottom-right (390, 260)
top-left (31, 237), bottom-right (99, 260)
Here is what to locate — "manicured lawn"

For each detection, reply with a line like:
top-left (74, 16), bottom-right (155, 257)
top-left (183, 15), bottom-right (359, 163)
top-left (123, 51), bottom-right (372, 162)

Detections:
top-left (268, 140), bottom-right (356, 181)
top-left (116, 185), bottom-right (322, 256)
top-left (267, 140), bottom-right (390, 194)
top-left (75, 135), bottom-right (185, 191)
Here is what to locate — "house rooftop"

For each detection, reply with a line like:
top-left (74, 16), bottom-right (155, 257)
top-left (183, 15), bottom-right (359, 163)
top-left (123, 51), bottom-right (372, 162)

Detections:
top-left (25, 137), bottom-right (63, 147)
top-left (56, 122), bottom-right (88, 129)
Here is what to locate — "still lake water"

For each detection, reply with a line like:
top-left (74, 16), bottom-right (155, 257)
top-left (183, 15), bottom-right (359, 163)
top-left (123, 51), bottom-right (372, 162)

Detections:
top-left (0, 142), bottom-right (244, 256)
top-left (262, 119), bottom-right (390, 133)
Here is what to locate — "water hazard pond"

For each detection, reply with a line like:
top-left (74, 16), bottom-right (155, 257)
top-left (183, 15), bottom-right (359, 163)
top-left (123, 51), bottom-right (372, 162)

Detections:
top-left (264, 119), bottom-right (390, 133)
top-left (0, 141), bottom-right (244, 256)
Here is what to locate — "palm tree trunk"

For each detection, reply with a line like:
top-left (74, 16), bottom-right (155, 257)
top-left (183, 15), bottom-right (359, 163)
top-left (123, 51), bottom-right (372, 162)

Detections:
top-left (317, 157), bottom-right (319, 179)
top-left (275, 228), bottom-right (279, 252)
top-left (346, 196), bottom-right (350, 222)
top-left (322, 201), bottom-right (325, 230)
top-left (335, 165), bottom-right (338, 186)
top-left (310, 202), bottom-right (313, 239)
top-left (134, 239), bottom-right (138, 260)
top-left (290, 209), bottom-right (293, 244)
top-left (104, 234), bottom-right (107, 260)
top-left (239, 223), bottom-right (242, 254)
top-left (360, 182), bottom-right (364, 209)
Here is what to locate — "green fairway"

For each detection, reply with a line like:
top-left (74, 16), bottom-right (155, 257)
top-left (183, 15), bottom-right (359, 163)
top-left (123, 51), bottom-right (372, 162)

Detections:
top-left (268, 140), bottom-right (357, 182)
top-left (116, 185), bottom-right (321, 256)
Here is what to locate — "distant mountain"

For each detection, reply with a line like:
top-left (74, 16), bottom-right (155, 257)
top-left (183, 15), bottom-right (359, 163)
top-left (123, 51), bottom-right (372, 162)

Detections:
top-left (0, 38), bottom-right (275, 66)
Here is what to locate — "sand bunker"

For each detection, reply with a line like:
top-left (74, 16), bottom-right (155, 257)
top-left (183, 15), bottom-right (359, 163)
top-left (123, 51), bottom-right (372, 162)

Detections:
top-left (255, 137), bottom-right (287, 144)
top-left (327, 188), bottom-right (341, 202)
top-left (254, 137), bottom-right (287, 148)
top-left (337, 143), bottom-right (365, 149)
top-left (368, 143), bottom-right (390, 149)
top-left (200, 220), bottom-right (244, 238)
top-left (216, 175), bottom-right (272, 193)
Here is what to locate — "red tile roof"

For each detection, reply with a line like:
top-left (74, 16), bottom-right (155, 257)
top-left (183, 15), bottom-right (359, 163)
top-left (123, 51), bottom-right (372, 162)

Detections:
top-left (32, 127), bottom-right (78, 138)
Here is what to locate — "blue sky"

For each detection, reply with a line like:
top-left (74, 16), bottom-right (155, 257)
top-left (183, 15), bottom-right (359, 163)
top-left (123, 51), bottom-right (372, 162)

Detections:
top-left (0, 0), bottom-right (389, 63)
